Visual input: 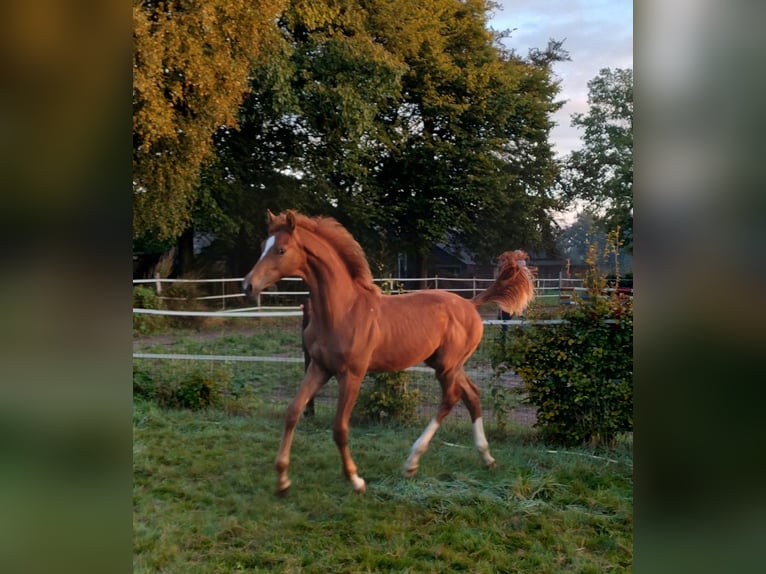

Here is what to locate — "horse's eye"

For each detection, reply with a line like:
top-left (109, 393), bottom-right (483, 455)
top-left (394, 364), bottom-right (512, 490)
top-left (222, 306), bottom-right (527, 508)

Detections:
top-left (278, 248), bottom-right (286, 255)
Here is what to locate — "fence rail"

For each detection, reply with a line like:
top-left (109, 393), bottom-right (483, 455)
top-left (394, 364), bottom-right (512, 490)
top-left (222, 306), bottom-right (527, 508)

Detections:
top-left (133, 275), bottom-right (595, 307)
top-left (132, 305), bottom-right (593, 372)
top-left (133, 308), bottom-right (304, 318)
top-left (132, 275), bottom-right (633, 313)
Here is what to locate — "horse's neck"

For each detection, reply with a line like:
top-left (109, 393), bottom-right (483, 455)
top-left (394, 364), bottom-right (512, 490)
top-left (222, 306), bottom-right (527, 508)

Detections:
top-left (302, 242), bottom-right (363, 328)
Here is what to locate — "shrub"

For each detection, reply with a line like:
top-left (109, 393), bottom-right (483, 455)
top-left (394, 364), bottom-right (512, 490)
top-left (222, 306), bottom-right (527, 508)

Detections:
top-left (133, 365), bottom-right (156, 401)
top-left (487, 374), bottom-right (524, 436)
top-left (133, 285), bottom-right (165, 335)
top-left (493, 232), bottom-right (633, 446)
top-left (355, 371), bottom-right (421, 425)
top-left (173, 369), bottom-right (223, 409)
top-left (133, 363), bottom-right (230, 410)
top-left (162, 280), bottom-right (208, 330)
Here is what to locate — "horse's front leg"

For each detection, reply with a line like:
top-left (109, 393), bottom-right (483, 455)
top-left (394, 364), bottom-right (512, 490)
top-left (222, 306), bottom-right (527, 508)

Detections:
top-left (275, 362), bottom-right (329, 495)
top-left (334, 370), bottom-right (366, 493)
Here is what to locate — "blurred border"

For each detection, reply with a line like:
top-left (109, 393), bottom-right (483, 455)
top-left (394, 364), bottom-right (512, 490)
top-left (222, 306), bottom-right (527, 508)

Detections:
top-left (637, 1), bottom-right (766, 572)
top-left (0, 2), bottom-right (132, 573)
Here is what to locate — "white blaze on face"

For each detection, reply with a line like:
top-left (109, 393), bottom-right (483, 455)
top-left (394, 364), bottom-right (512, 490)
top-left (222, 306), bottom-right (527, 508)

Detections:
top-left (258, 235), bottom-right (276, 262)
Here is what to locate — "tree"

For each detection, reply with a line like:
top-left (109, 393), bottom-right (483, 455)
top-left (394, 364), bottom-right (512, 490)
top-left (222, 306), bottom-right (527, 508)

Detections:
top-left (557, 212), bottom-right (599, 264)
top-left (557, 211), bottom-right (633, 278)
top-left (132, 0), bottom-right (286, 242)
top-left (561, 68), bottom-right (633, 251)
top-left (456, 40), bottom-right (569, 263)
top-left (193, 0), bottom-right (568, 275)
top-left (364, 1), bottom-right (567, 273)
top-left (202, 0), bottom-right (407, 272)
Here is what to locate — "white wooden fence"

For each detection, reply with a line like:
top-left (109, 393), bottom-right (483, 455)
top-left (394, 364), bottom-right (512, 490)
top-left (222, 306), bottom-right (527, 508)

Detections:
top-left (132, 275), bottom-right (587, 309)
top-left (132, 275), bottom-right (599, 368)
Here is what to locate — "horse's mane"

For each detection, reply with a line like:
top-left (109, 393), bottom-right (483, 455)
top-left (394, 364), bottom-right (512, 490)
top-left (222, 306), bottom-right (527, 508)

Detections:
top-left (270, 211), bottom-right (379, 293)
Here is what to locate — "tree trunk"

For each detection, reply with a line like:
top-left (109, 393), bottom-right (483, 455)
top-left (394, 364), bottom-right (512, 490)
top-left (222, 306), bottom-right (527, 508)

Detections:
top-left (177, 226), bottom-right (195, 276)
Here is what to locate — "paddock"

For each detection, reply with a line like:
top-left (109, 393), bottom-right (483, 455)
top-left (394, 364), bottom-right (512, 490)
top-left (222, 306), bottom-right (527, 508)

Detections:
top-left (132, 312), bottom-right (538, 426)
top-left (132, 279), bottom-right (633, 572)
top-left (133, 271), bottom-right (632, 430)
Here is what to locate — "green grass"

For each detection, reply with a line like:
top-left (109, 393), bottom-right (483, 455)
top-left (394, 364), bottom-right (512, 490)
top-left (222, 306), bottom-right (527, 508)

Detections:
top-left (133, 399), bottom-right (632, 573)
top-left (134, 317), bottom-right (632, 572)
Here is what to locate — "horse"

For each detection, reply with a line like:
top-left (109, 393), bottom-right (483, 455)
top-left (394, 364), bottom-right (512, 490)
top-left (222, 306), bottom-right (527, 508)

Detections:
top-left (242, 210), bottom-right (535, 494)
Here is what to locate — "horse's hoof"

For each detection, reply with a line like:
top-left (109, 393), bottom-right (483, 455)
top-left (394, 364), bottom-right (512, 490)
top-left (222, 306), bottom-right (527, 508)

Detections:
top-left (486, 460), bottom-right (497, 471)
top-left (350, 473), bottom-right (366, 493)
top-left (276, 479), bottom-right (291, 497)
top-left (403, 466), bottom-right (418, 478)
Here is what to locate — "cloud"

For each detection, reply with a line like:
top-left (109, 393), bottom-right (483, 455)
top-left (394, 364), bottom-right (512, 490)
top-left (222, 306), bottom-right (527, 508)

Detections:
top-left (489, 0), bottom-right (633, 156)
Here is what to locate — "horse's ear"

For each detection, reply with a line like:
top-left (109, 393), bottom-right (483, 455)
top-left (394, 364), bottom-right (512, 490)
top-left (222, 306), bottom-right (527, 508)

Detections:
top-left (266, 209), bottom-right (276, 223)
top-left (286, 210), bottom-right (297, 232)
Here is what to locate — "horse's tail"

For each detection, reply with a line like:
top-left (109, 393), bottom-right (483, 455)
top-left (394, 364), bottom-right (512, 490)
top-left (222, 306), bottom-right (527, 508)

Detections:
top-left (472, 250), bottom-right (536, 316)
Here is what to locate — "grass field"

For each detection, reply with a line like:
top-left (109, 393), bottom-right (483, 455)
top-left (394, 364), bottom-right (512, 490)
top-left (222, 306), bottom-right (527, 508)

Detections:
top-left (133, 312), bottom-right (632, 572)
top-left (133, 397), bottom-right (632, 573)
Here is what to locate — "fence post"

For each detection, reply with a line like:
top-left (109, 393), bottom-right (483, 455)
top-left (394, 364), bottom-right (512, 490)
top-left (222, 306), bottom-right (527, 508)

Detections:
top-left (435, 274), bottom-right (438, 290)
top-left (472, 276), bottom-right (476, 298)
top-left (559, 271), bottom-right (563, 303)
top-left (154, 271), bottom-right (162, 295)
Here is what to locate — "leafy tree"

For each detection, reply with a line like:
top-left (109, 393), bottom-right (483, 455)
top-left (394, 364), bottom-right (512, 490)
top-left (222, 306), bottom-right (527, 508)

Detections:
top-left (364, 2), bottom-right (567, 272)
top-left (202, 0), bottom-right (407, 272)
top-left (557, 212), bottom-right (601, 264)
top-left (456, 40), bottom-right (569, 263)
top-left (561, 68), bottom-right (633, 251)
top-left (557, 211), bottom-right (632, 277)
top-left (277, 0), bottom-right (408, 240)
top-left (213, 0), bottom-right (566, 276)
top-left (189, 0), bottom-right (568, 275)
top-left (132, 0), bottom-right (286, 242)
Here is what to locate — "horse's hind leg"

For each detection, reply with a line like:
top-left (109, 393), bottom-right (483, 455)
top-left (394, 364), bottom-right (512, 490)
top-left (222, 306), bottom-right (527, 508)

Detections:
top-left (275, 361), bottom-right (330, 494)
top-left (403, 418), bottom-right (442, 478)
top-left (460, 374), bottom-right (496, 469)
top-left (403, 369), bottom-right (463, 477)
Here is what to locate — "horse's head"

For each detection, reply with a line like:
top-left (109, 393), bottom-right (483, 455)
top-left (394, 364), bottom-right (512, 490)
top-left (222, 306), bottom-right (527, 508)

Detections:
top-left (242, 210), bottom-right (307, 299)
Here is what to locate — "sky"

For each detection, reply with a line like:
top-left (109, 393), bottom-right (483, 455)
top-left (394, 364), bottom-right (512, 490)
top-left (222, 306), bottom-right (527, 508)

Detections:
top-left (488, 1), bottom-right (633, 158)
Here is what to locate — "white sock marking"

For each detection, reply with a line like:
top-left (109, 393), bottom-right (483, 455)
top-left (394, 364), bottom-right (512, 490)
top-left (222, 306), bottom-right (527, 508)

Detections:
top-left (350, 473), bottom-right (366, 492)
top-left (413, 418), bottom-right (440, 454)
top-left (405, 418), bottom-right (440, 473)
top-left (473, 417), bottom-right (489, 451)
top-left (472, 417), bottom-right (495, 466)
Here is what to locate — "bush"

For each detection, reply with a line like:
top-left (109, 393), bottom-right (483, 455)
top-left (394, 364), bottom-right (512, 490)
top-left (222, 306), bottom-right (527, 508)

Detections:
top-left (133, 285), bottom-right (165, 335)
top-left (354, 371), bottom-right (421, 425)
top-left (493, 233), bottom-right (633, 446)
top-left (487, 374), bottom-right (525, 436)
top-left (133, 365), bottom-right (156, 401)
top-left (162, 280), bottom-right (209, 330)
top-left (172, 370), bottom-right (224, 409)
top-left (133, 363), bottom-right (230, 410)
